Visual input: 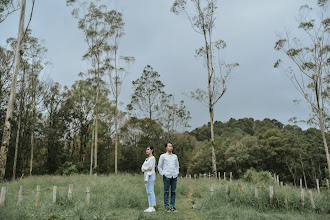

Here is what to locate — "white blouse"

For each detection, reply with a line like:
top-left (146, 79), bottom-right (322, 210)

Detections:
top-left (141, 156), bottom-right (156, 181)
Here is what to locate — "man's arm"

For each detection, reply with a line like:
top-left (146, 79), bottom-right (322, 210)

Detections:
top-left (175, 155), bottom-right (180, 176)
top-left (157, 155), bottom-right (164, 176)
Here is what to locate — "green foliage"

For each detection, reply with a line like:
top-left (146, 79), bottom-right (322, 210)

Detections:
top-left (243, 168), bottom-right (273, 185)
top-left (58, 161), bottom-right (78, 175)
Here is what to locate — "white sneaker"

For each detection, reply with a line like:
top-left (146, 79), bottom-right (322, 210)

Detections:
top-left (149, 207), bottom-right (156, 212)
top-left (144, 207), bottom-right (152, 212)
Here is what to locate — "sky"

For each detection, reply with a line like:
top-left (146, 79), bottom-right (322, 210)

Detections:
top-left (0, 0), bottom-right (324, 130)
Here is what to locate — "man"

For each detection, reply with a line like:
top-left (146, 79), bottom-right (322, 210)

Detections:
top-left (158, 143), bottom-right (180, 212)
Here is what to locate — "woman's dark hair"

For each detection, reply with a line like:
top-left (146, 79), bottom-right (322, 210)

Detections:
top-left (147, 146), bottom-right (154, 155)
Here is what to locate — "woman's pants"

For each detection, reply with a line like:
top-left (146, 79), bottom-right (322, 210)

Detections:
top-left (145, 175), bottom-right (156, 206)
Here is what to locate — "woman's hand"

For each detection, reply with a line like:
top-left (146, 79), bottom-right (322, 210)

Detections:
top-left (147, 167), bottom-right (152, 171)
top-left (144, 180), bottom-right (148, 184)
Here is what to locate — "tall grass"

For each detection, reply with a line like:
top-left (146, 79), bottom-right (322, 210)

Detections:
top-left (0, 174), bottom-right (329, 219)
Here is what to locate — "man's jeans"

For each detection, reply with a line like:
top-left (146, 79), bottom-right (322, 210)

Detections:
top-left (145, 175), bottom-right (156, 206)
top-left (163, 176), bottom-right (177, 209)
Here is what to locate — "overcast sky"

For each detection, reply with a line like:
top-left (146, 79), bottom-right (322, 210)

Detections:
top-left (1, 0), bottom-right (323, 130)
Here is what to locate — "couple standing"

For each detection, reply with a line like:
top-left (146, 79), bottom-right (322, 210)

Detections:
top-left (141, 143), bottom-right (180, 213)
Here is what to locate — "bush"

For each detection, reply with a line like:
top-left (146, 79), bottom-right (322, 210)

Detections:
top-left (59, 161), bottom-right (79, 175)
top-left (243, 168), bottom-right (273, 185)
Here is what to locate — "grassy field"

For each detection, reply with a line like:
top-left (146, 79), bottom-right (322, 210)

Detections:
top-left (0, 174), bottom-right (329, 220)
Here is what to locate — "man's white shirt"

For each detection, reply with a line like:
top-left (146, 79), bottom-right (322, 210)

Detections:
top-left (158, 152), bottom-right (179, 178)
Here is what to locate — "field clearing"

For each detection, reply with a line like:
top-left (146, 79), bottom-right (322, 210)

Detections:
top-left (0, 174), bottom-right (329, 220)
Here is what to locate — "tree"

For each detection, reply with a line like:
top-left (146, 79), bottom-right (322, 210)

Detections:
top-left (105, 10), bottom-right (135, 174)
top-left (0, 0), bottom-right (26, 179)
top-left (69, 1), bottom-right (121, 175)
top-left (274, 0), bottom-right (330, 177)
top-left (171, 0), bottom-right (239, 177)
top-left (127, 65), bottom-right (169, 123)
top-left (0, 0), bottom-right (20, 23)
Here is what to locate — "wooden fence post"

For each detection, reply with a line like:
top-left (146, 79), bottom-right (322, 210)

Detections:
top-left (283, 186), bottom-right (288, 210)
top-left (316, 179), bottom-right (320, 193)
top-left (53, 186), bottom-right (57, 203)
top-left (226, 184), bottom-right (230, 201)
top-left (276, 175), bottom-right (279, 185)
top-left (68, 184), bottom-right (73, 201)
top-left (17, 186), bottom-right (24, 206)
top-left (0, 187), bottom-right (6, 206)
top-left (308, 190), bottom-right (315, 209)
top-left (254, 186), bottom-right (259, 198)
top-left (301, 188), bottom-right (305, 207)
top-left (224, 172), bottom-right (226, 180)
top-left (238, 184), bottom-right (242, 195)
top-left (210, 184), bottom-right (214, 196)
top-left (300, 179), bottom-right (302, 190)
top-left (230, 172), bottom-right (232, 182)
top-left (35, 185), bottom-right (40, 207)
top-left (86, 187), bottom-right (90, 205)
top-left (269, 186), bottom-right (274, 203)
top-left (194, 174), bottom-right (197, 180)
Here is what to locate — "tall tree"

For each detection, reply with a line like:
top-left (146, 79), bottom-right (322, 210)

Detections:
top-left (69, 1), bottom-right (121, 174)
top-left (274, 0), bottom-right (330, 177)
top-left (105, 11), bottom-right (135, 174)
top-left (171, 0), bottom-right (239, 177)
top-left (127, 65), bottom-right (169, 123)
top-left (0, 0), bottom-right (26, 179)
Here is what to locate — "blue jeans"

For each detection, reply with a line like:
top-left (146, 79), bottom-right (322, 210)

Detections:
top-left (163, 176), bottom-right (177, 209)
top-left (145, 175), bottom-right (156, 206)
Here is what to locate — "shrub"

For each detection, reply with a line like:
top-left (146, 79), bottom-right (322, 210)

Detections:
top-left (243, 168), bottom-right (273, 185)
top-left (59, 161), bottom-right (79, 175)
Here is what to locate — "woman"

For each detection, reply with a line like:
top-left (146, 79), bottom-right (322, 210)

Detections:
top-left (141, 146), bottom-right (156, 212)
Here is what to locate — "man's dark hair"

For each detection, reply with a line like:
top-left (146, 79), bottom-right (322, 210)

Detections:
top-left (164, 143), bottom-right (172, 148)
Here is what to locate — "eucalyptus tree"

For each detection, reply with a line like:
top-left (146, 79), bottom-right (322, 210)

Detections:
top-left (0, 0), bottom-right (20, 23)
top-left (127, 65), bottom-right (169, 123)
top-left (171, 0), bottom-right (239, 177)
top-left (0, 0), bottom-right (26, 179)
top-left (104, 10), bottom-right (135, 174)
top-left (274, 0), bottom-right (330, 177)
top-left (68, 1), bottom-right (122, 175)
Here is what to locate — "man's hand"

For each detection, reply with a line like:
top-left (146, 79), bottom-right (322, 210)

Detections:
top-left (144, 180), bottom-right (148, 184)
top-left (147, 167), bottom-right (152, 171)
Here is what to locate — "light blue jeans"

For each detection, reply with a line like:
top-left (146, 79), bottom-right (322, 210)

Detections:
top-left (145, 175), bottom-right (156, 207)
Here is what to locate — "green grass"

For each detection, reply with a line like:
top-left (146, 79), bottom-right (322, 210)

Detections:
top-left (0, 174), bottom-right (329, 220)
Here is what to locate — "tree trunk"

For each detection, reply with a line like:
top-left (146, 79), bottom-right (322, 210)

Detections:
top-left (94, 60), bottom-right (100, 175)
top-left (114, 48), bottom-right (118, 174)
top-left (29, 83), bottom-right (36, 176)
top-left (90, 124), bottom-right (94, 176)
top-left (200, 8), bottom-right (217, 177)
top-left (12, 113), bottom-right (21, 180)
top-left (319, 110), bottom-right (330, 177)
top-left (0, 0), bottom-right (26, 179)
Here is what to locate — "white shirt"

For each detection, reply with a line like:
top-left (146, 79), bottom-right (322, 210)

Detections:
top-left (141, 156), bottom-right (156, 181)
top-left (158, 152), bottom-right (179, 178)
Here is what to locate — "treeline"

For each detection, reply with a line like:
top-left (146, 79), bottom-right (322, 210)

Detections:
top-left (189, 118), bottom-right (328, 188)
